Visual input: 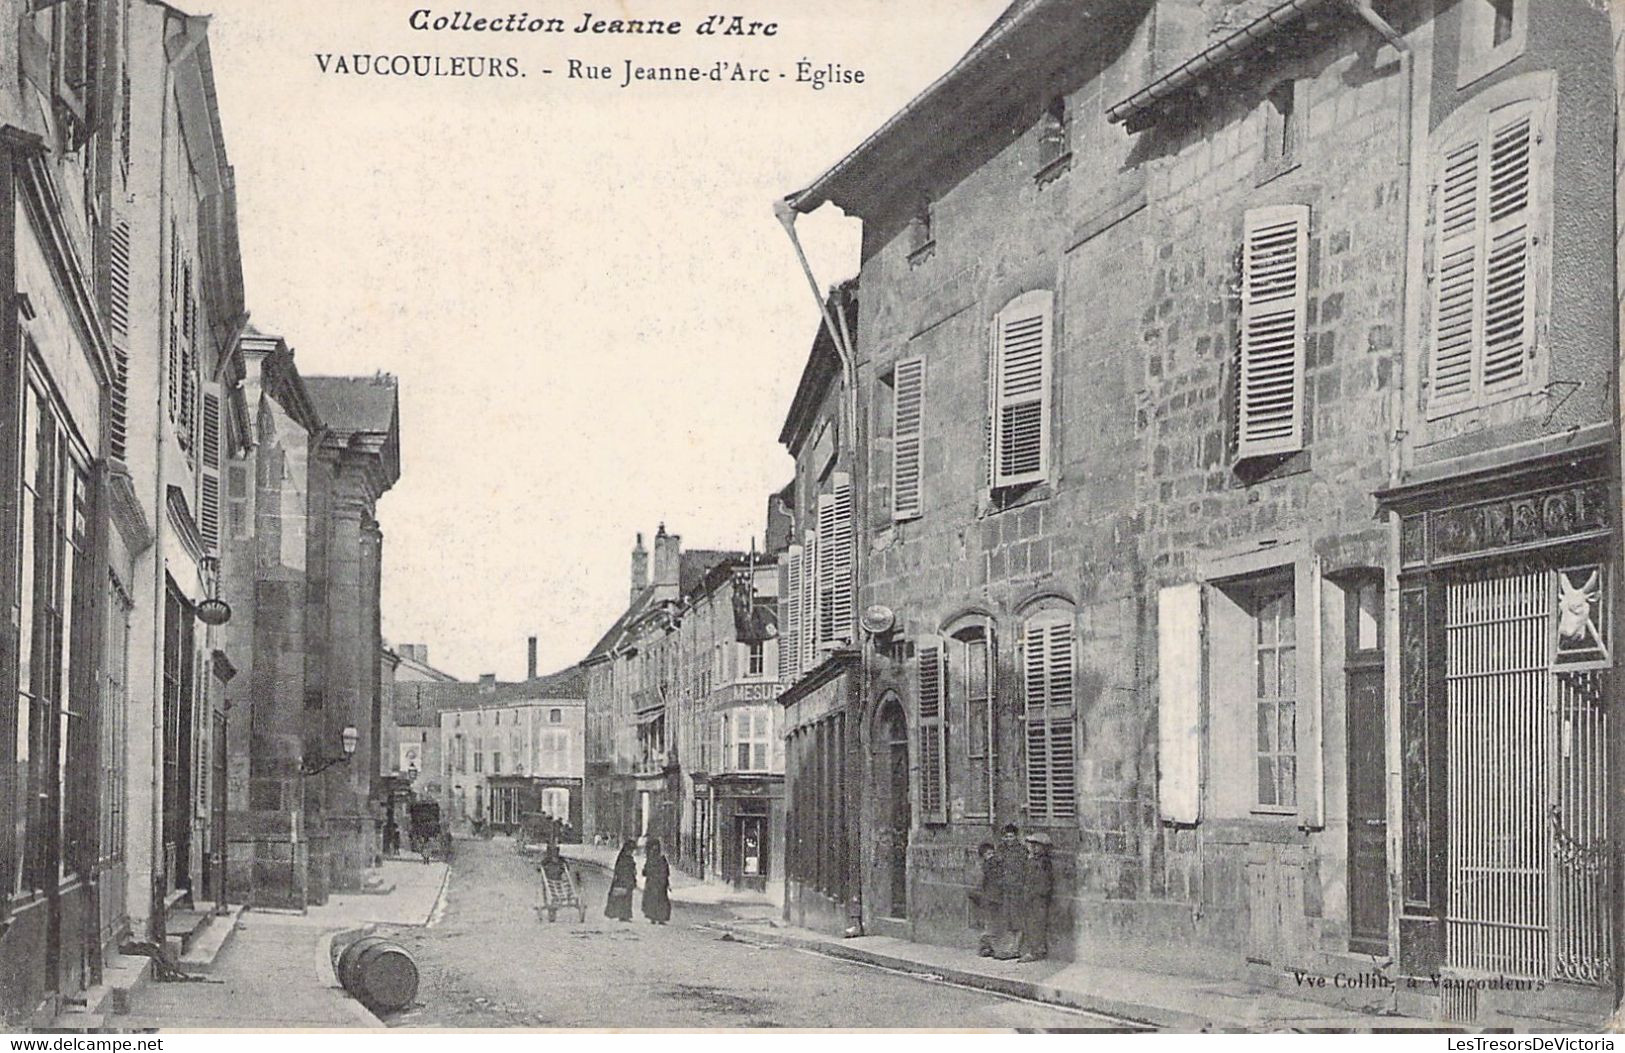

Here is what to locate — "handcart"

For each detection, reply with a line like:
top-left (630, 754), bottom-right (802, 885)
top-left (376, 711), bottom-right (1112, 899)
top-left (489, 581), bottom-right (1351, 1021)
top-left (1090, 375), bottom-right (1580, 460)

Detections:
top-left (537, 856), bottom-right (586, 923)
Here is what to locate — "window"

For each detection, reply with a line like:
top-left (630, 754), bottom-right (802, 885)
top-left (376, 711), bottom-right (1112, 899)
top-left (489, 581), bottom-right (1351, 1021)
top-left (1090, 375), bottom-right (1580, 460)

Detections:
top-left (1262, 80), bottom-right (1304, 173)
top-left (989, 291), bottom-right (1054, 490)
top-left (100, 578), bottom-right (133, 866)
top-left (1037, 95), bottom-right (1070, 170)
top-left (1426, 94), bottom-right (1544, 416)
top-left (722, 708), bottom-right (771, 772)
top-left (1021, 608), bottom-right (1077, 822)
top-left (891, 358), bottom-right (924, 521)
top-left (549, 708), bottom-right (562, 724)
top-left (907, 202), bottom-right (934, 260)
top-left (492, 751), bottom-right (502, 774)
top-left (1252, 584), bottom-right (1298, 811)
top-left (1236, 205), bottom-right (1310, 460)
top-left (917, 638), bottom-right (947, 824)
top-left (954, 626), bottom-right (996, 820)
top-left (1457, 0), bottom-right (1526, 88)
top-left (474, 740), bottom-right (483, 773)
top-left (746, 640), bottom-right (764, 677)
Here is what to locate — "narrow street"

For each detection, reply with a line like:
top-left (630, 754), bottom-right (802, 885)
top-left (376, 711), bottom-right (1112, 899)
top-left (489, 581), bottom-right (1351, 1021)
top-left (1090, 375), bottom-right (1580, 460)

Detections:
top-left (377, 838), bottom-right (1130, 1030)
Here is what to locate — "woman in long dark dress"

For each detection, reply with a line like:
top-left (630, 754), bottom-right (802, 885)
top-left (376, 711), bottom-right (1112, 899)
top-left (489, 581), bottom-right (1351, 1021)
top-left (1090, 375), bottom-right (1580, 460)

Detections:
top-left (604, 839), bottom-right (637, 922)
top-left (641, 838), bottom-right (672, 925)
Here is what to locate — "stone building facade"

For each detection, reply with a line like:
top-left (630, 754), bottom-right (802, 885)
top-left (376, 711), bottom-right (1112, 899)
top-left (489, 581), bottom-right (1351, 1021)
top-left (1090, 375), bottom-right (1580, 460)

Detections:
top-left (780, 0), bottom-right (1622, 1025)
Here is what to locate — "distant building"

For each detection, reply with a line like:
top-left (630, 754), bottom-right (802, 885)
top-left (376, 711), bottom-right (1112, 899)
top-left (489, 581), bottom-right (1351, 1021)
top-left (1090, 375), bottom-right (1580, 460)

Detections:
top-left (425, 667), bottom-right (588, 835)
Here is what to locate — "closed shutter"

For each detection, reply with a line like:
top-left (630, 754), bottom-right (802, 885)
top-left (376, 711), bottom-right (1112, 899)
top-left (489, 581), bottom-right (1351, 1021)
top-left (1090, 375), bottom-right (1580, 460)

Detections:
top-left (1428, 100), bottom-right (1540, 412)
top-left (801, 530), bottom-right (817, 671)
top-left (892, 357), bottom-right (924, 520)
top-left (199, 389), bottom-right (221, 550)
top-left (1157, 584), bottom-right (1204, 825)
top-left (1022, 610), bottom-right (1077, 821)
top-left (917, 637), bottom-right (947, 824)
top-left (1237, 205), bottom-right (1309, 459)
top-left (108, 218), bottom-right (131, 461)
top-left (815, 475), bottom-right (854, 649)
top-left (781, 545), bottom-right (802, 682)
top-left (992, 290), bottom-right (1053, 488)
top-left (1430, 138), bottom-right (1481, 405)
top-left (1481, 106), bottom-right (1534, 392)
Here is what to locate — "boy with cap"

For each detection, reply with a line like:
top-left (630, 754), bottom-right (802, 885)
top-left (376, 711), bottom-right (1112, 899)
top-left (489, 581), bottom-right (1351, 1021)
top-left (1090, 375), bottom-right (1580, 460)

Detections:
top-left (1018, 832), bottom-right (1054, 962)
top-left (992, 823), bottom-right (1025, 960)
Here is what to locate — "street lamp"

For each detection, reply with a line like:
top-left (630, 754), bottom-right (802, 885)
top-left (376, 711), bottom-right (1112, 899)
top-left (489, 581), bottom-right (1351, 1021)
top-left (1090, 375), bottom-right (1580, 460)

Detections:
top-left (300, 725), bottom-right (359, 776)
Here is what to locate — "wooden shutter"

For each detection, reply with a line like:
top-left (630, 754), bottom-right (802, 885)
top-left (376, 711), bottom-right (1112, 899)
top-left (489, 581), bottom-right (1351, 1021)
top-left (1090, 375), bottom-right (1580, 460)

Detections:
top-left (992, 290), bottom-right (1053, 488)
top-left (1157, 584), bottom-right (1203, 825)
top-left (1237, 205), bottom-right (1309, 459)
top-left (816, 474), bottom-right (854, 648)
top-left (1430, 137), bottom-right (1481, 406)
top-left (781, 546), bottom-right (802, 682)
top-left (1481, 105), bottom-right (1534, 393)
top-left (892, 357), bottom-right (924, 520)
top-left (917, 637), bottom-right (947, 825)
top-left (1022, 610), bottom-right (1076, 821)
top-left (199, 388), bottom-right (221, 550)
top-left (801, 530), bottom-right (817, 670)
top-left (108, 218), bottom-right (131, 461)
top-left (1429, 100), bottom-right (1539, 413)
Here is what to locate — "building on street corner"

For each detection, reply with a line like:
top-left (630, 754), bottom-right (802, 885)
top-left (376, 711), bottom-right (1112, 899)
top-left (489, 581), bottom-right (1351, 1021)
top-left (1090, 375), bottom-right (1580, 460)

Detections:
top-left (774, 0), bottom-right (1623, 1026)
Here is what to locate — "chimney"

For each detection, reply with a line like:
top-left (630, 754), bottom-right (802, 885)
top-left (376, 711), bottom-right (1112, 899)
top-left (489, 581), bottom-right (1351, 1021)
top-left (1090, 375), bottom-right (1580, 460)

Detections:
top-left (630, 532), bottom-right (649, 605)
top-left (652, 522), bottom-right (681, 596)
top-left (527, 636), bottom-right (538, 681)
top-left (478, 673), bottom-right (496, 694)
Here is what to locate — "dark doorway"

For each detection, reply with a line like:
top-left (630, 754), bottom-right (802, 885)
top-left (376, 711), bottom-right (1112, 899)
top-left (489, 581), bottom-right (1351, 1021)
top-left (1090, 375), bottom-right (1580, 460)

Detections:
top-left (878, 699), bottom-right (910, 919)
top-left (1345, 578), bottom-right (1388, 955)
top-left (161, 583), bottom-right (194, 898)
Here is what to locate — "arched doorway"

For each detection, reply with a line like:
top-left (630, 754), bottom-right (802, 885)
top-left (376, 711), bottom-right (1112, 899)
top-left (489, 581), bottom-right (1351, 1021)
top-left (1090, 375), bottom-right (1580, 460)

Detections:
top-left (875, 697), bottom-right (910, 920)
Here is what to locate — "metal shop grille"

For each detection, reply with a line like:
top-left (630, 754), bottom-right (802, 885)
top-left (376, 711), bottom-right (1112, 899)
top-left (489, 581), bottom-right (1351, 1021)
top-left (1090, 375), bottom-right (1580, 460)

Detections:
top-left (1443, 562), bottom-right (1612, 984)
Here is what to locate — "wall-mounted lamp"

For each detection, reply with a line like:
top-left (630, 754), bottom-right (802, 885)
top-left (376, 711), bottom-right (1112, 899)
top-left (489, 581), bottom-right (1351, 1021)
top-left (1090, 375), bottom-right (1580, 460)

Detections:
top-left (300, 725), bottom-right (359, 776)
top-left (196, 555), bottom-right (232, 627)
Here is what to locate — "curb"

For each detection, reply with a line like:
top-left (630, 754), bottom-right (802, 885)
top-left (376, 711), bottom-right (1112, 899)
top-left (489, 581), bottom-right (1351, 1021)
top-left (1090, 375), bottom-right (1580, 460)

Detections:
top-left (317, 925), bottom-right (387, 1028)
top-left (561, 851), bottom-right (772, 909)
top-left (704, 920), bottom-right (1199, 1031)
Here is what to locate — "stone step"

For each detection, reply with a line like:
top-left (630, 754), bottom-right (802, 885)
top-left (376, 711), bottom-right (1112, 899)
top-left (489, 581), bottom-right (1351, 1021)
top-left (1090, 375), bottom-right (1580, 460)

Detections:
top-left (164, 908), bottom-right (212, 958)
top-left (179, 905), bottom-right (243, 970)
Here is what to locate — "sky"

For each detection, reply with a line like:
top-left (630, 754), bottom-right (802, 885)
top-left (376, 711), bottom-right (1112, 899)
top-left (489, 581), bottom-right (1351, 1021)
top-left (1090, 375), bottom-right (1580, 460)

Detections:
top-left (198, 0), bottom-right (1011, 681)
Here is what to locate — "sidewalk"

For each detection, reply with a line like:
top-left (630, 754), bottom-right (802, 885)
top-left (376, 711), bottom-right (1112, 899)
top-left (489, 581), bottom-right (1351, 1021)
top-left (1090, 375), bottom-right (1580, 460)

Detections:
top-left (561, 843), bottom-right (774, 907)
top-left (705, 915), bottom-right (1429, 1031)
top-left (564, 846), bottom-right (1420, 1031)
top-left (121, 859), bottom-right (449, 1030)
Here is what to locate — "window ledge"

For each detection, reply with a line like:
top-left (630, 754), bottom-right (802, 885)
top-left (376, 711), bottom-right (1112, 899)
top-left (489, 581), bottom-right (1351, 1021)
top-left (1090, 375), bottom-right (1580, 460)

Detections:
top-left (982, 481), bottom-right (1052, 516)
top-left (1035, 151), bottom-right (1073, 188)
top-left (907, 239), bottom-right (937, 268)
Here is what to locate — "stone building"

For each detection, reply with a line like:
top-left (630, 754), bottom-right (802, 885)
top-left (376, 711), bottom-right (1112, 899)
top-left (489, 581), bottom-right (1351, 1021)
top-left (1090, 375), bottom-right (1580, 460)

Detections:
top-left (0, 0), bottom-right (125, 1020)
top-left (219, 327), bottom-right (320, 909)
top-left (427, 667), bottom-right (587, 833)
top-left (580, 529), bottom-right (743, 847)
top-left (299, 375), bottom-right (400, 898)
top-left (670, 553), bottom-right (783, 897)
top-left (381, 642), bottom-right (457, 823)
top-left (773, 287), bottom-right (863, 935)
top-left (779, 0), bottom-right (1621, 1026)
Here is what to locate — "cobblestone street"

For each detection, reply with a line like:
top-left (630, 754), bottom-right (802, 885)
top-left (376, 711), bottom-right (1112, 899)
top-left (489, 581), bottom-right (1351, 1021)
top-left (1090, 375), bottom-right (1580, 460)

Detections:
top-left (377, 838), bottom-right (1129, 1030)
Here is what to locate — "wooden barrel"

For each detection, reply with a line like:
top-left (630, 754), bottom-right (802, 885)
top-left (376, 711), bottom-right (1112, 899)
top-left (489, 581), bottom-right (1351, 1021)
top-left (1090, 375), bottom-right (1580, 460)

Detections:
top-left (337, 935), bottom-right (419, 1013)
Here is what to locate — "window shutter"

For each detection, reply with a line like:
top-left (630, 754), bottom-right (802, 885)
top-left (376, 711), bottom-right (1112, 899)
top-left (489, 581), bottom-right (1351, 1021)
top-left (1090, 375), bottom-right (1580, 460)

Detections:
top-left (984, 323), bottom-right (996, 492)
top-left (815, 475), bottom-right (853, 649)
top-left (782, 546), bottom-right (802, 682)
top-left (801, 530), bottom-right (817, 670)
top-left (917, 637), bottom-right (947, 824)
top-left (1481, 105), bottom-right (1534, 393)
top-left (1157, 584), bottom-right (1203, 825)
top-left (1237, 205), bottom-right (1309, 459)
top-left (1430, 138), bottom-right (1481, 405)
top-left (108, 218), bottom-right (131, 461)
top-left (892, 357), bottom-right (924, 520)
top-left (1022, 610), bottom-right (1076, 822)
top-left (199, 388), bottom-right (222, 550)
top-left (992, 290), bottom-right (1053, 488)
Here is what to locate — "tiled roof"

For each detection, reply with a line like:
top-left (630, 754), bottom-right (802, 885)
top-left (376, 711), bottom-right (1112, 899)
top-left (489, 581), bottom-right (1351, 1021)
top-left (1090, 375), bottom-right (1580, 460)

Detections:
top-left (392, 665), bottom-right (588, 725)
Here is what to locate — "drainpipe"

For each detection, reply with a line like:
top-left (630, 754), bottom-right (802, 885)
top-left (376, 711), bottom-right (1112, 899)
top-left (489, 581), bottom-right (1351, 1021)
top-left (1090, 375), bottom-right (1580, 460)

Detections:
top-left (773, 199), bottom-right (865, 935)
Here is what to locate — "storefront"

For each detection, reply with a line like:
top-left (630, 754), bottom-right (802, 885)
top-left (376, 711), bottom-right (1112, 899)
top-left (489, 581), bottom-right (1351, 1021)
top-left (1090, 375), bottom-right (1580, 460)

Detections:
top-left (710, 774), bottom-right (783, 894)
top-left (1385, 443), bottom-right (1617, 1020)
